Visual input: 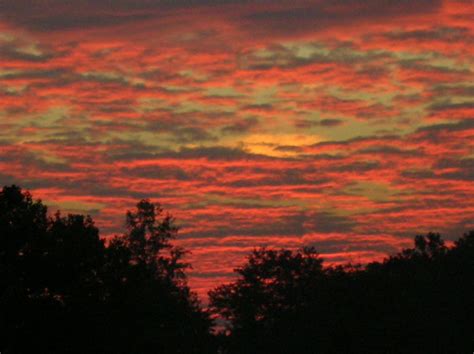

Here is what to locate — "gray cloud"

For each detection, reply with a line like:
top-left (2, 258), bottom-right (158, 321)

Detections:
top-left (238, 43), bottom-right (391, 71)
top-left (238, 0), bottom-right (441, 38)
top-left (310, 211), bottom-right (356, 234)
top-left (295, 118), bottom-right (344, 128)
top-left (415, 119), bottom-right (474, 135)
top-left (332, 161), bottom-right (381, 173)
top-left (1, 0), bottom-right (442, 34)
top-left (0, 41), bottom-right (54, 62)
top-left (164, 146), bottom-right (259, 161)
top-left (428, 100), bottom-right (474, 112)
top-left (221, 117), bottom-right (259, 134)
top-left (430, 84), bottom-right (474, 97)
top-left (385, 26), bottom-right (472, 42)
top-left (358, 146), bottom-right (420, 156)
top-left (435, 158), bottom-right (474, 181)
top-left (182, 211), bottom-right (308, 239)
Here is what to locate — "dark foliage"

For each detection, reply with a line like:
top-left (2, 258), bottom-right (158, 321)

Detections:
top-left (0, 185), bottom-right (214, 354)
top-left (210, 232), bottom-right (474, 354)
top-left (1, 184), bottom-right (473, 354)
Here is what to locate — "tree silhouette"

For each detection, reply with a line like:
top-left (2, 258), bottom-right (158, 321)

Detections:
top-left (210, 247), bottom-right (331, 354)
top-left (0, 185), bottom-right (214, 354)
top-left (2, 184), bottom-right (473, 354)
top-left (101, 199), bottom-right (214, 354)
top-left (210, 232), bottom-right (474, 354)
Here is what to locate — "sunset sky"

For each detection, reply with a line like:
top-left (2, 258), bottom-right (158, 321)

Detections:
top-left (1, 0), bottom-right (473, 297)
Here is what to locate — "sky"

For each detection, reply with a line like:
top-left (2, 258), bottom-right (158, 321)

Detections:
top-left (1, 0), bottom-right (473, 297)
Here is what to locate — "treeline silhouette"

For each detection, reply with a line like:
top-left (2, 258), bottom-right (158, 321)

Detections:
top-left (0, 185), bottom-right (213, 353)
top-left (1, 185), bottom-right (473, 353)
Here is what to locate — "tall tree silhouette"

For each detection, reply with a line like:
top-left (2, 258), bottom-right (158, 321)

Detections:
top-left (0, 186), bottom-right (214, 354)
top-left (0, 186), bottom-right (107, 353)
top-left (102, 199), bottom-right (213, 354)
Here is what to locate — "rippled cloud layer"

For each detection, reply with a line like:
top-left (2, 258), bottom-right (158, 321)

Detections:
top-left (1, 0), bottom-right (473, 296)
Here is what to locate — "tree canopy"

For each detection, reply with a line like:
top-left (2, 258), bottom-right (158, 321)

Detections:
top-left (1, 184), bottom-right (473, 354)
top-left (210, 232), bottom-right (474, 354)
top-left (0, 185), bottom-right (214, 354)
